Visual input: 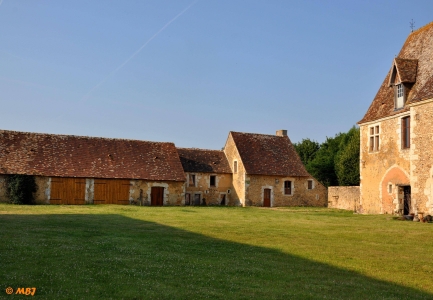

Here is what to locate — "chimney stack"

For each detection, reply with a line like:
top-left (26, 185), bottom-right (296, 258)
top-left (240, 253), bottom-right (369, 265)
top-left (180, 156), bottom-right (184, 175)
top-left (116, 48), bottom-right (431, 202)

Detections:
top-left (276, 130), bottom-right (287, 137)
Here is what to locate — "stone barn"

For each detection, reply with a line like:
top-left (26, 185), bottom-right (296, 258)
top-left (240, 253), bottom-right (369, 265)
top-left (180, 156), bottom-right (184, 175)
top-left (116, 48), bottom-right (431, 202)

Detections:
top-left (0, 130), bottom-right (185, 205)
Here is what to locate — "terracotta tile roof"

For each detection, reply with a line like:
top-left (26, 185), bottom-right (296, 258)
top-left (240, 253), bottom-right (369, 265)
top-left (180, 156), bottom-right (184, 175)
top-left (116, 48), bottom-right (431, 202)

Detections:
top-left (0, 130), bottom-right (185, 181)
top-left (230, 131), bottom-right (309, 177)
top-left (392, 58), bottom-right (418, 84)
top-left (177, 148), bottom-right (232, 173)
top-left (359, 22), bottom-right (433, 124)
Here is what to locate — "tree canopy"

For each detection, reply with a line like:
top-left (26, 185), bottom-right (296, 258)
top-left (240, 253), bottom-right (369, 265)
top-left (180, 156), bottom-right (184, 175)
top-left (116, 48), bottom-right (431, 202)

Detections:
top-left (293, 126), bottom-right (360, 187)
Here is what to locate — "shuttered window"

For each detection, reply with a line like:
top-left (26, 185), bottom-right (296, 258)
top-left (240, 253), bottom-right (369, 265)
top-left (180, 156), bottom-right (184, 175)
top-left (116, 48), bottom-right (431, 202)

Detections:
top-left (402, 116), bottom-right (410, 149)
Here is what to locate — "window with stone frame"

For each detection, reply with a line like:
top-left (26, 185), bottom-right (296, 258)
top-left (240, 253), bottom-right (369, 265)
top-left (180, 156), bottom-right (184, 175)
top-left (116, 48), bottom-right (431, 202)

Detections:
top-left (189, 174), bottom-right (196, 187)
top-left (307, 180), bottom-right (314, 190)
top-left (369, 125), bottom-right (380, 152)
top-left (402, 116), bottom-right (410, 149)
top-left (284, 181), bottom-right (292, 195)
top-left (395, 84), bottom-right (405, 109)
top-left (210, 175), bottom-right (216, 187)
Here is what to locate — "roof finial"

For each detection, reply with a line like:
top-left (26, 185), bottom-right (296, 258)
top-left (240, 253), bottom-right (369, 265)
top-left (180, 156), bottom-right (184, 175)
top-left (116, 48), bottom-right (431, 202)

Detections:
top-left (410, 19), bottom-right (415, 32)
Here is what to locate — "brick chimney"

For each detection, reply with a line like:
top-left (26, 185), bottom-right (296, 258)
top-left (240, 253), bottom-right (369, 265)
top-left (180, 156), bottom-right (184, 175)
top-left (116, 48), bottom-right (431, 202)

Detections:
top-left (276, 130), bottom-right (287, 137)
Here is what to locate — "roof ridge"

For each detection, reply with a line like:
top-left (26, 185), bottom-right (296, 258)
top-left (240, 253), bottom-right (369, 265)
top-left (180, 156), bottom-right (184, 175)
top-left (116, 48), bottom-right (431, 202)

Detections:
top-left (177, 147), bottom-right (222, 152)
top-left (230, 131), bottom-right (282, 137)
top-left (0, 129), bottom-right (172, 145)
top-left (409, 21), bottom-right (433, 36)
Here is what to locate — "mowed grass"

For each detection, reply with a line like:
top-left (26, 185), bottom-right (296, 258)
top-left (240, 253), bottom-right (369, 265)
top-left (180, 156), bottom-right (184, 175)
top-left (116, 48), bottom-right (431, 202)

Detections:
top-left (0, 204), bottom-right (432, 299)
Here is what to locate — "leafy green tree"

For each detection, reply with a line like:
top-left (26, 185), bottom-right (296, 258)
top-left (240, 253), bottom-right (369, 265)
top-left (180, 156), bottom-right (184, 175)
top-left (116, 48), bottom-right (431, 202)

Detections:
top-left (335, 127), bottom-right (360, 186)
top-left (293, 138), bottom-right (320, 166)
top-left (307, 132), bottom-right (346, 187)
top-left (5, 174), bottom-right (38, 204)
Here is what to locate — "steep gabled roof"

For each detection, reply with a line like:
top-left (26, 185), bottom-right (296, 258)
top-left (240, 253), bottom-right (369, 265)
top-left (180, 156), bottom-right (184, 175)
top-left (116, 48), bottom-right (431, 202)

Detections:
top-left (359, 22), bottom-right (433, 124)
top-left (388, 58), bottom-right (418, 86)
top-left (229, 131), bottom-right (309, 177)
top-left (177, 148), bottom-right (231, 173)
top-left (0, 130), bottom-right (185, 181)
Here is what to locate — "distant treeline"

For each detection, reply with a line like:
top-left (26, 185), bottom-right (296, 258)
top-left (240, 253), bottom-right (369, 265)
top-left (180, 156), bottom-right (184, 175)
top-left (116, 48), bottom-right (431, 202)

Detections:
top-left (293, 126), bottom-right (360, 187)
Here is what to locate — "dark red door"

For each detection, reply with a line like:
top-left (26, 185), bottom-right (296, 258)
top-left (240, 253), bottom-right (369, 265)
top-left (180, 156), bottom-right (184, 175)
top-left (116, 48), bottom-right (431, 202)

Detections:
top-left (263, 188), bottom-right (271, 207)
top-left (151, 187), bottom-right (164, 206)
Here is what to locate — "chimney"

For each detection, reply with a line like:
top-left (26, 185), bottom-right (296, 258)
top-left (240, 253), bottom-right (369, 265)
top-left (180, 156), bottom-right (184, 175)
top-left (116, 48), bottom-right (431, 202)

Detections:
top-left (276, 130), bottom-right (287, 137)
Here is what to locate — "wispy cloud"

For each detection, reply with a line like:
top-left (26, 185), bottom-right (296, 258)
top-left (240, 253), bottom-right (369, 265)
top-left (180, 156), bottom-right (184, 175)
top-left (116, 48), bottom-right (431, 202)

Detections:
top-left (80, 0), bottom-right (198, 102)
top-left (0, 0), bottom-right (3, 6)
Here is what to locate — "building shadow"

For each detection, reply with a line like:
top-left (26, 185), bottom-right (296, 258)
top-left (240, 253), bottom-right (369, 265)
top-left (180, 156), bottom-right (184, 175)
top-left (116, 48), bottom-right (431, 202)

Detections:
top-left (0, 213), bottom-right (431, 299)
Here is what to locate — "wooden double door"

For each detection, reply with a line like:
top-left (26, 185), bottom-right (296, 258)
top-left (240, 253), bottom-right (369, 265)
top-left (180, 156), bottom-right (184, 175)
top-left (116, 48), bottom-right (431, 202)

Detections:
top-left (50, 177), bottom-right (86, 205)
top-left (94, 179), bottom-right (130, 205)
top-left (151, 187), bottom-right (164, 206)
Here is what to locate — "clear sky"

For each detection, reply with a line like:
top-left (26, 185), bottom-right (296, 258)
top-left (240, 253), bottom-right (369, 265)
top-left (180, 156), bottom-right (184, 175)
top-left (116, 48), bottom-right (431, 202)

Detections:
top-left (1, 0), bottom-right (432, 149)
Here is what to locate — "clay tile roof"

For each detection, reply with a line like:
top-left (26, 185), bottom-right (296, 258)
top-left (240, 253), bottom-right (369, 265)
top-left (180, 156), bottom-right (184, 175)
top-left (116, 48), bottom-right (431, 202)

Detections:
top-left (177, 148), bottom-right (232, 173)
top-left (0, 130), bottom-right (185, 181)
top-left (230, 131), bottom-right (309, 177)
top-left (393, 58), bottom-right (418, 83)
top-left (359, 21), bottom-right (433, 124)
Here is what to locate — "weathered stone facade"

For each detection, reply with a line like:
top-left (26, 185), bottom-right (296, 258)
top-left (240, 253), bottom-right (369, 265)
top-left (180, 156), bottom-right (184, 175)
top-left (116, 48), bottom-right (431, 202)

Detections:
top-left (183, 172), bottom-right (232, 205)
top-left (129, 180), bottom-right (184, 206)
top-left (246, 175), bottom-right (326, 207)
top-left (359, 22), bottom-right (433, 215)
top-left (328, 186), bottom-right (360, 211)
top-left (223, 131), bottom-right (327, 207)
top-left (359, 114), bottom-right (411, 214)
top-left (223, 134), bottom-right (245, 206)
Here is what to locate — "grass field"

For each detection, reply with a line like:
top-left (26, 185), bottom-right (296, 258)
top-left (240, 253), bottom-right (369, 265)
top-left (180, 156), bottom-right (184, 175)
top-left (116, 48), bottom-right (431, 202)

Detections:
top-left (0, 204), bottom-right (432, 299)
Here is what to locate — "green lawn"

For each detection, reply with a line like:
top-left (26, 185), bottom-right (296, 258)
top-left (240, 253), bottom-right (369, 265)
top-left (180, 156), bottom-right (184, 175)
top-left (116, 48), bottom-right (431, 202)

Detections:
top-left (0, 204), bottom-right (432, 299)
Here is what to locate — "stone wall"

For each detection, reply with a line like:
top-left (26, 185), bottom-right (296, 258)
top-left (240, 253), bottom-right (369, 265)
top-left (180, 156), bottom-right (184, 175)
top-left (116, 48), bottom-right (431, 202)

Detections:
top-left (223, 133), bottom-right (245, 206)
top-left (410, 100), bottom-right (433, 215)
top-left (245, 175), bottom-right (327, 207)
top-left (328, 186), bottom-right (360, 211)
top-left (128, 180), bottom-right (184, 206)
top-left (360, 114), bottom-right (411, 214)
top-left (184, 172), bottom-right (232, 205)
top-left (0, 175), bottom-right (50, 204)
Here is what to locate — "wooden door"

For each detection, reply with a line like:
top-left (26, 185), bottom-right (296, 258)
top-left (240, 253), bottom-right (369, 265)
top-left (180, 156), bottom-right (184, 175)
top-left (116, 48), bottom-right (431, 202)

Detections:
top-left (50, 177), bottom-right (86, 205)
top-left (94, 179), bottom-right (130, 205)
top-left (263, 188), bottom-right (271, 207)
top-left (151, 187), bottom-right (164, 206)
top-left (403, 186), bottom-right (411, 215)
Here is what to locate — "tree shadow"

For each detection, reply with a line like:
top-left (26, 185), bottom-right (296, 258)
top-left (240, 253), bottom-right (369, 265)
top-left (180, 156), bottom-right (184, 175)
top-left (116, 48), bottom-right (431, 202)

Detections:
top-left (0, 213), bottom-right (431, 299)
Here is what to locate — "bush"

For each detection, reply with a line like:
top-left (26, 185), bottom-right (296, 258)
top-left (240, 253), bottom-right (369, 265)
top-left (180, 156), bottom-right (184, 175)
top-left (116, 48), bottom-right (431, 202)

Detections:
top-left (5, 174), bottom-right (38, 204)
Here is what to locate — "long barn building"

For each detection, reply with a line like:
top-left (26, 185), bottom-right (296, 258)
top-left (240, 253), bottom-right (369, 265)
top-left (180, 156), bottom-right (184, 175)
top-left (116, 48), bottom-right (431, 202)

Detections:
top-left (0, 130), bottom-right (185, 205)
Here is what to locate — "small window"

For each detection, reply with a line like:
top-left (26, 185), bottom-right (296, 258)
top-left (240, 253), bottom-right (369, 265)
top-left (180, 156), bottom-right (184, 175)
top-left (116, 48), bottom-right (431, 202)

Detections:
top-left (402, 116), bottom-right (410, 149)
top-left (369, 125), bottom-right (380, 152)
top-left (210, 175), bottom-right (216, 187)
top-left (396, 84), bottom-right (404, 109)
top-left (307, 180), bottom-right (313, 190)
top-left (388, 184), bottom-right (392, 194)
top-left (233, 161), bottom-right (238, 173)
top-left (189, 174), bottom-right (196, 187)
top-left (284, 181), bottom-right (292, 195)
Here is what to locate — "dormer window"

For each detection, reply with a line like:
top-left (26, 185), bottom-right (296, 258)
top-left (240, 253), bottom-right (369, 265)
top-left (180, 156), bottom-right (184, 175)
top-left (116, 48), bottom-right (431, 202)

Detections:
top-left (396, 84), bottom-right (404, 109)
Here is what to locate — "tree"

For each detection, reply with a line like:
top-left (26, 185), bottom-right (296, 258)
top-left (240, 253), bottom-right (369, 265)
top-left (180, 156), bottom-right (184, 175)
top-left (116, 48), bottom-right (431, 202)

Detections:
top-left (293, 138), bottom-right (320, 167)
top-left (307, 132), bottom-right (346, 187)
top-left (5, 174), bottom-right (38, 204)
top-left (294, 126), bottom-right (360, 187)
top-left (335, 127), bottom-right (360, 186)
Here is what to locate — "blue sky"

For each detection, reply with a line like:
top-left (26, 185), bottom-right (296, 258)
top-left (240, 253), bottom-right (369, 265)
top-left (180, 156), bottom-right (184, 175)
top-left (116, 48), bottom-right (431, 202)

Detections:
top-left (1, 1), bottom-right (432, 149)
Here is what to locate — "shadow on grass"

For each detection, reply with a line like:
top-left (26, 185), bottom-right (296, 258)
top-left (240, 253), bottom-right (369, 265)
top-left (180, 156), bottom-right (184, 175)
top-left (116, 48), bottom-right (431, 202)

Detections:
top-left (0, 213), bottom-right (431, 299)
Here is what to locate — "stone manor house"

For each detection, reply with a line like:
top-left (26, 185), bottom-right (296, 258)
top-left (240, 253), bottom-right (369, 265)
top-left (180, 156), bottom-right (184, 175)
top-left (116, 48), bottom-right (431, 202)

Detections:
top-left (0, 129), bottom-right (326, 207)
top-left (357, 22), bottom-right (433, 216)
